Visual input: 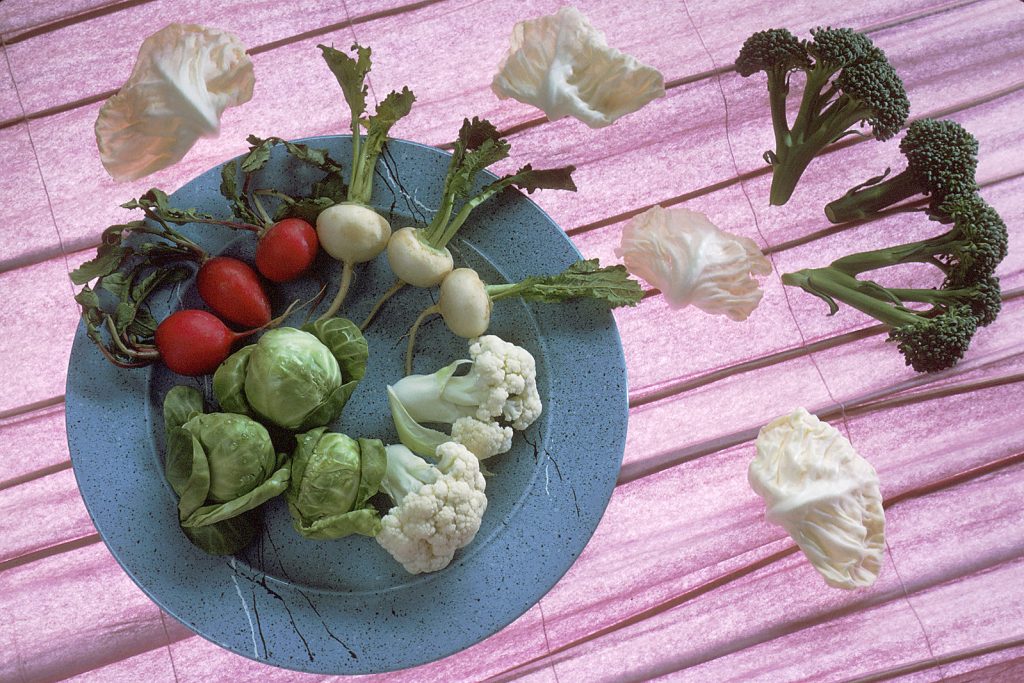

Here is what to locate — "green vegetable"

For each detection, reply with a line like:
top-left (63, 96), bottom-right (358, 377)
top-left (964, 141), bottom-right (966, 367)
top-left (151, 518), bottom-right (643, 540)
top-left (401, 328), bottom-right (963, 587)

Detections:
top-left (824, 118), bottom-right (980, 223)
top-left (179, 513), bottom-right (262, 556)
top-left (161, 387), bottom-right (289, 555)
top-left (221, 135), bottom-right (348, 225)
top-left (286, 427), bottom-right (386, 539)
top-left (165, 387), bottom-right (258, 556)
top-left (212, 322), bottom-right (367, 431)
top-left (736, 26), bottom-right (909, 205)
top-left (317, 43), bottom-right (415, 207)
top-left (781, 193), bottom-right (1008, 372)
top-left (70, 192), bottom-right (208, 369)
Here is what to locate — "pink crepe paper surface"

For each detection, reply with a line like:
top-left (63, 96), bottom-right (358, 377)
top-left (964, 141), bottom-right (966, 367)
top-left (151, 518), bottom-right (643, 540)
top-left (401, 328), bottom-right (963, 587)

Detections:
top-left (1, 0), bottom-right (1023, 680)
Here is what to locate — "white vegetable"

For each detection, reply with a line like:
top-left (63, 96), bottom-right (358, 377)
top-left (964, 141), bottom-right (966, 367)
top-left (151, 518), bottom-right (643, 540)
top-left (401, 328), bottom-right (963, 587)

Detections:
top-left (438, 268), bottom-right (493, 339)
top-left (314, 44), bottom-right (414, 321)
top-left (392, 335), bottom-right (542, 431)
top-left (95, 23), bottom-right (255, 181)
top-left (616, 205), bottom-right (772, 321)
top-left (748, 408), bottom-right (886, 590)
top-left (316, 202), bottom-right (392, 263)
top-left (388, 385), bottom-right (513, 461)
top-left (315, 202), bottom-right (392, 319)
top-left (491, 7), bottom-right (665, 128)
top-left (386, 227), bottom-right (453, 288)
top-left (451, 416), bottom-right (513, 460)
top-left (376, 442), bottom-right (487, 574)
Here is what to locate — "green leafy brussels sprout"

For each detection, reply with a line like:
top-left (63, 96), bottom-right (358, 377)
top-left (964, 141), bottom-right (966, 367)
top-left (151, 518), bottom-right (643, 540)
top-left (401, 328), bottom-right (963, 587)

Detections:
top-left (287, 427), bottom-right (386, 539)
top-left (163, 386), bottom-right (290, 532)
top-left (163, 387), bottom-right (274, 555)
top-left (212, 319), bottom-right (368, 431)
top-left (179, 512), bottom-right (261, 556)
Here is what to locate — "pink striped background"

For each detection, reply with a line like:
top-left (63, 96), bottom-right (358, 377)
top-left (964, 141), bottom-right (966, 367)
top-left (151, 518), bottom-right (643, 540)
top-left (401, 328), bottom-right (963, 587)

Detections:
top-left (1, 0), bottom-right (1022, 680)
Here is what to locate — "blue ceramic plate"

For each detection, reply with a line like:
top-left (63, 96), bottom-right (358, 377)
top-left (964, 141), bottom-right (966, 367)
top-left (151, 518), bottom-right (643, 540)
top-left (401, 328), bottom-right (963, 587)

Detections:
top-left (66, 137), bottom-right (627, 675)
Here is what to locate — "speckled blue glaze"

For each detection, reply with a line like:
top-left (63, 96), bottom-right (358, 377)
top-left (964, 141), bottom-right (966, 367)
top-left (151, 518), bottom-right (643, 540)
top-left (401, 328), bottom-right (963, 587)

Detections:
top-left (65, 137), bottom-right (628, 674)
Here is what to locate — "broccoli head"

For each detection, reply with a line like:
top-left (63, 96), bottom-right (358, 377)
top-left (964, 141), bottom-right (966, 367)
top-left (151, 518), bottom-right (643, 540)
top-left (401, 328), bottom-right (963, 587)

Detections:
top-left (806, 26), bottom-right (881, 69)
top-left (736, 25), bottom-right (909, 206)
top-left (902, 119), bottom-right (979, 197)
top-left (888, 305), bottom-right (977, 373)
top-left (936, 193), bottom-right (1009, 284)
top-left (736, 29), bottom-right (811, 78)
top-left (824, 118), bottom-right (980, 223)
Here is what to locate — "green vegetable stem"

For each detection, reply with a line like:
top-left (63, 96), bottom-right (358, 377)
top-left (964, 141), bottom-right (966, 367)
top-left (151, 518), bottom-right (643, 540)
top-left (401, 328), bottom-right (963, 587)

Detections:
top-left (405, 259), bottom-right (643, 374)
top-left (823, 118), bottom-right (980, 223)
top-left (735, 27), bottom-right (909, 206)
top-left (313, 43), bottom-right (416, 320)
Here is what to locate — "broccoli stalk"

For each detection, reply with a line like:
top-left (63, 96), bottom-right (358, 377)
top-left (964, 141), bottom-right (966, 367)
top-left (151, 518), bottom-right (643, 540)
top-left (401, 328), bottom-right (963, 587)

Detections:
top-left (829, 193), bottom-right (1008, 285)
top-left (781, 193), bottom-right (1007, 373)
top-left (736, 27), bottom-right (910, 206)
top-left (824, 118), bottom-right (979, 223)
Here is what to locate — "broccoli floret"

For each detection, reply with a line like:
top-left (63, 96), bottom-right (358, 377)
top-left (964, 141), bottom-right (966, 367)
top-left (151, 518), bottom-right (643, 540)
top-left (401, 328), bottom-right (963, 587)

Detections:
top-left (888, 306), bottom-right (978, 373)
top-left (780, 193), bottom-right (1007, 372)
top-left (736, 29), bottom-right (811, 78)
top-left (736, 26), bottom-right (910, 206)
top-left (936, 193), bottom-right (1009, 284)
top-left (806, 26), bottom-right (880, 67)
top-left (826, 193), bottom-right (1008, 284)
top-left (824, 119), bottom-right (979, 223)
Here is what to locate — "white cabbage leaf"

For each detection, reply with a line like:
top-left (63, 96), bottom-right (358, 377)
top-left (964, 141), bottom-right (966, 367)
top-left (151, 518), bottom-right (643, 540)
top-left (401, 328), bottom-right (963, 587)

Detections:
top-left (95, 23), bottom-right (255, 181)
top-left (615, 205), bottom-right (771, 321)
top-left (491, 7), bottom-right (664, 128)
top-left (749, 408), bottom-right (886, 590)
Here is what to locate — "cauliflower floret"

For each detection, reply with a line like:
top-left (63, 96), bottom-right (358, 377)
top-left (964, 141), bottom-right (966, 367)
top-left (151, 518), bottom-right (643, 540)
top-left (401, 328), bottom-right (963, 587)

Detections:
top-left (451, 416), bottom-right (513, 460)
top-left (376, 442), bottom-right (487, 574)
top-left (390, 335), bottom-right (542, 432)
top-left (462, 336), bottom-right (541, 430)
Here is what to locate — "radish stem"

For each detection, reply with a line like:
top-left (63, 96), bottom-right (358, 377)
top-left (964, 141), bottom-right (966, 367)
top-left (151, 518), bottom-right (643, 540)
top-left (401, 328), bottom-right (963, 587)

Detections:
top-left (318, 262), bottom-right (354, 321)
top-left (405, 303), bottom-right (439, 375)
top-left (360, 280), bottom-right (407, 330)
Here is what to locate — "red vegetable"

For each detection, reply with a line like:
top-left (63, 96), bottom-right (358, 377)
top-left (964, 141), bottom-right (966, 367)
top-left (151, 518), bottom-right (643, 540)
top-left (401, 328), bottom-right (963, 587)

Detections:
top-left (154, 310), bottom-right (251, 376)
top-left (196, 256), bottom-right (271, 328)
top-left (255, 218), bottom-right (319, 282)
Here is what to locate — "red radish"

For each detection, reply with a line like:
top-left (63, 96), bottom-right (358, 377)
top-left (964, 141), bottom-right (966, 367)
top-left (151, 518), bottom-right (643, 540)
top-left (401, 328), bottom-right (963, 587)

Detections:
top-left (255, 218), bottom-right (319, 282)
top-left (155, 310), bottom-right (247, 376)
top-left (196, 256), bottom-right (271, 328)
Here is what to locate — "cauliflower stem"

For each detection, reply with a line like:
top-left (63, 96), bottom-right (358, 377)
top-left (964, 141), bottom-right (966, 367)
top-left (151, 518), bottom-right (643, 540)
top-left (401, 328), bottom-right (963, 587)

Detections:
top-left (392, 336), bottom-right (543, 431)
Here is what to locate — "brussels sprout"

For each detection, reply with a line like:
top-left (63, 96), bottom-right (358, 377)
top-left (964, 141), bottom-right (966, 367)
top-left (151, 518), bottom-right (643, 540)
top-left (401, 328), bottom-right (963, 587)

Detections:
top-left (165, 411), bottom-right (290, 529)
top-left (213, 321), bottom-right (367, 431)
top-left (162, 387), bottom-right (288, 556)
top-left (301, 317), bottom-right (369, 382)
top-left (287, 427), bottom-right (386, 539)
top-left (181, 511), bottom-right (259, 556)
top-left (163, 385), bottom-right (204, 437)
